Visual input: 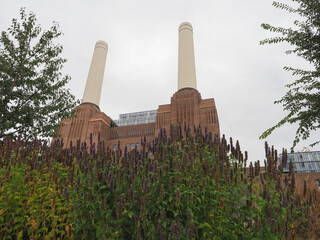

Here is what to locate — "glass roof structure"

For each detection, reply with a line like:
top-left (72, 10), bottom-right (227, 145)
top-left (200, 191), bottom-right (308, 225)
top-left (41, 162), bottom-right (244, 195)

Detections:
top-left (279, 151), bottom-right (320, 173)
top-left (114, 110), bottom-right (157, 126)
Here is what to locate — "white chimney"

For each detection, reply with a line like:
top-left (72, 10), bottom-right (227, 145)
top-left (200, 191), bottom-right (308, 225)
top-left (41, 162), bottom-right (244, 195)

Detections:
top-left (178, 22), bottom-right (197, 90)
top-left (82, 40), bottom-right (108, 106)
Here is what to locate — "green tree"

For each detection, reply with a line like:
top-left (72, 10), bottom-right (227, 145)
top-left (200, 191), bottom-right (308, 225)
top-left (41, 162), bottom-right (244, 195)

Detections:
top-left (0, 8), bottom-right (79, 141)
top-left (259, 0), bottom-right (320, 150)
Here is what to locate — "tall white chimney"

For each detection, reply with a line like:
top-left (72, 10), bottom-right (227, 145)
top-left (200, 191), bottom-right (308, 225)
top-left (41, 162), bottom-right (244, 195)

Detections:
top-left (82, 40), bottom-right (108, 106)
top-left (178, 22), bottom-right (197, 90)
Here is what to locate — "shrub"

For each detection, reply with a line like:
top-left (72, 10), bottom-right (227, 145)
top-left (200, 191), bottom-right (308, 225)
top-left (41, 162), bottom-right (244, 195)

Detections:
top-left (0, 138), bottom-right (73, 239)
top-left (0, 125), bottom-right (319, 239)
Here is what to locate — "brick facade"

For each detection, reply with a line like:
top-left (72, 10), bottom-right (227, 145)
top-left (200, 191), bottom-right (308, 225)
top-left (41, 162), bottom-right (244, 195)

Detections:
top-left (58, 87), bottom-right (220, 150)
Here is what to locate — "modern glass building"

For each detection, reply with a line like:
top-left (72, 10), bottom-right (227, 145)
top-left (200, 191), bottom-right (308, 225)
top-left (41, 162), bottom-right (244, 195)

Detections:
top-left (114, 110), bottom-right (157, 126)
top-left (280, 151), bottom-right (320, 173)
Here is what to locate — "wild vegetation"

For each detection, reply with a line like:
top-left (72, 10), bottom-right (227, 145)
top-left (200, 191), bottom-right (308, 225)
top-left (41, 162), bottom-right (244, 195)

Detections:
top-left (0, 125), bottom-right (319, 239)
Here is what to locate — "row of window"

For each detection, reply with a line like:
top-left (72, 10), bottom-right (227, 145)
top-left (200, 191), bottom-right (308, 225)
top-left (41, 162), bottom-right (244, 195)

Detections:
top-left (114, 110), bottom-right (157, 126)
top-left (315, 179), bottom-right (320, 190)
top-left (280, 152), bottom-right (320, 173)
top-left (119, 110), bottom-right (157, 120)
top-left (283, 161), bottom-right (320, 173)
top-left (113, 143), bottom-right (140, 150)
top-left (284, 152), bottom-right (320, 162)
top-left (115, 117), bottom-right (156, 126)
top-left (120, 113), bottom-right (154, 119)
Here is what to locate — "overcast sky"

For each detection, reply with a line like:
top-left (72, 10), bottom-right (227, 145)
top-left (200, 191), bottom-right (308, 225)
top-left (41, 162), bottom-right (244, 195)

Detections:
top-left (1, 0), bottom-right (319, 162)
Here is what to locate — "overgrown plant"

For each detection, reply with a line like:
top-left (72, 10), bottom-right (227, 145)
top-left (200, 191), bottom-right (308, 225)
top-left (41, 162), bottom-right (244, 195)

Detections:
top-left (0, 125), bottom-right (319, 239)
top-left (0, 137), bottom-right (73, 239)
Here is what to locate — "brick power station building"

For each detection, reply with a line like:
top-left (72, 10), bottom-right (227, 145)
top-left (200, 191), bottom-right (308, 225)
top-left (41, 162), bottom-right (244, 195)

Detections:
top-left (58, 22), bottom-right (220, 150)
top-left (57, 22), bottom-right (320, 190)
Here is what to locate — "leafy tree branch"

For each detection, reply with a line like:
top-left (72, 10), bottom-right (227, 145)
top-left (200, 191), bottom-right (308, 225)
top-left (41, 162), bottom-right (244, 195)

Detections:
top-left (0, 8), bottom-right (79, 141)
top-left (259, 0), bottom-right (320, 150)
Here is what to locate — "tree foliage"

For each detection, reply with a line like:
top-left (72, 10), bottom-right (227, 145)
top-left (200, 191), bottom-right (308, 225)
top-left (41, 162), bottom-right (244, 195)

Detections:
top-left (0, 8), bottom-right (79, 141)
top-left (259, 0), bottom-right (320, 150)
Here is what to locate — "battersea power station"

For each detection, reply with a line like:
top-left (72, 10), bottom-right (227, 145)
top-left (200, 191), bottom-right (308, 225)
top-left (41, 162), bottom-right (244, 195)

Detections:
top-left (58, 22), bottom-right (220, 150)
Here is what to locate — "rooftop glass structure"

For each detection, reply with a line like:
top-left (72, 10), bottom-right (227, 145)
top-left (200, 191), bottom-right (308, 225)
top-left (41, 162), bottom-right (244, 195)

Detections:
top-left (280, 151), bottom-right (320, 173)
top-left (114, 110), bottom-right (157, 126)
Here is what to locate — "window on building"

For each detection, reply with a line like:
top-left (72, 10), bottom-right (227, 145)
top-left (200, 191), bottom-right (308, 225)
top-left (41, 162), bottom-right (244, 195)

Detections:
top-left (125, 144), bottom-right (130, 149)
top-left (315, 179), bottom-right (320, 190)
top-left (131, 143), bottom-right (135, 149)
top-left (113, 145), bottom-right (116, 151)
top-left (136, 143), bottom-right (140, 149)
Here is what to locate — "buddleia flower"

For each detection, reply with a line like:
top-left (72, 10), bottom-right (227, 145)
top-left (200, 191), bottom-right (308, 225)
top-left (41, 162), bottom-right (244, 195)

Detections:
top-left (170, 221), bottom-right (182, 240)
top-left (175, 189), bottom-right (181, 207)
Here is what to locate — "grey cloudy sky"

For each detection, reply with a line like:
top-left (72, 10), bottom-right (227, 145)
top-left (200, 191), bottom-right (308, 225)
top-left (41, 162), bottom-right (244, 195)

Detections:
top-left (1, 0), bottom-right (319, 162)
